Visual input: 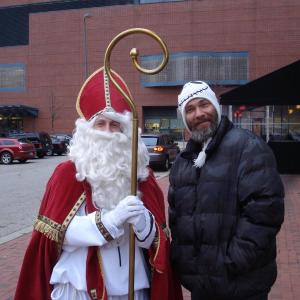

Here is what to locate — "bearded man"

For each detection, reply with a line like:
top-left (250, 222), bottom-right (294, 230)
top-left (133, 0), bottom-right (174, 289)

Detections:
top-left (14, 68), bottom-right (183, 300)
top-left (168, 81), bottom-right (284, 300)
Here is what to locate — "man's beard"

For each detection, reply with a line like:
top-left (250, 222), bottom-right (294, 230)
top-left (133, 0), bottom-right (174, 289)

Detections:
top-left (68, 119), bottom-right (149, 210)
top-left (190, 114), bottom-right (218, 144)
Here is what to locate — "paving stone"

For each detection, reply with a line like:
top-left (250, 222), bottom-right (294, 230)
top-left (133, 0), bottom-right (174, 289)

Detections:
top-left (0, 175), bottom-right (299, 300)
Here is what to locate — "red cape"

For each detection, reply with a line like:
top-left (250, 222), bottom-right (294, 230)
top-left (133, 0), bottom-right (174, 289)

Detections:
top-left (14, 160), bottom-right (182, 300)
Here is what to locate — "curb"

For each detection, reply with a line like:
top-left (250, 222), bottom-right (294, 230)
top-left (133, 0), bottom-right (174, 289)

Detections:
top-left (0, 226), bottom-right (32, 245)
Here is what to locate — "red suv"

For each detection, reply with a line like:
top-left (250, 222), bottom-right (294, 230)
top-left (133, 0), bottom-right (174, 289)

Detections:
top-left (0, 138), bottom-right (36, 164)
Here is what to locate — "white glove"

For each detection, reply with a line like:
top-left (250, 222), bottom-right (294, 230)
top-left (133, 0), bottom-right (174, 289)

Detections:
top-left (102, 195), bottom-right (144, 228)
top-left (128, 208), bottom-right (155, 242)
top-left (127, 211), bottom-right (146, 232)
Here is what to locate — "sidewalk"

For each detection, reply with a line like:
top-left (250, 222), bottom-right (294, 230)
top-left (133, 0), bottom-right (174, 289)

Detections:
top-left (0, 175), bottom-right (299, 299)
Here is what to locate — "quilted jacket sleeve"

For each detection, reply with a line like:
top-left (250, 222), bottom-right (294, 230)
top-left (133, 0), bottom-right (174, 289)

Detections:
top-left (226, 135), bottom-right (284, 275)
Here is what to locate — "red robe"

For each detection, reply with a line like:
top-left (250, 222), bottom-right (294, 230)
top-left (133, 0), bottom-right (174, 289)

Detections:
top-left (14, 160), bottom-right (182, 300)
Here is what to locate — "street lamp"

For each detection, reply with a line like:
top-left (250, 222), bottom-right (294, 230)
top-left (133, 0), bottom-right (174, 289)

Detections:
top-left (83, 13), bottom-right (92, 79)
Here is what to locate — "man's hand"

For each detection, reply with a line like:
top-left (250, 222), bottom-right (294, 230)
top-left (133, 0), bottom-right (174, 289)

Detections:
top-left (103, 195), bottom-right (144, 228)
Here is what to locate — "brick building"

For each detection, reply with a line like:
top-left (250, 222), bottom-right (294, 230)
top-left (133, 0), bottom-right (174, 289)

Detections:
top-left (0, 0), bottom-right (299, 140)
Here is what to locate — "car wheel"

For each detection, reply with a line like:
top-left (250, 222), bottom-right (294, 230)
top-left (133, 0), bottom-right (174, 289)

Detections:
top-left (161, 157), bottom-right (170, 171)
top-left (18, 159), bottom-right (27, 163)
top-left (1, 151), bottom-right (13, 164)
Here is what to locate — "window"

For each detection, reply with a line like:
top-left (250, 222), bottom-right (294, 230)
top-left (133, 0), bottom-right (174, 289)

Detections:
top-left (140, 51), bottom-right (248, 87)
top-left (0, 64), bottom-right (26, 92)
top-left (141, 136), bottom-right (158, 146)
top-left (3, 140), bottom-right (15, 145)
top-left (230, 104), bottom-right (300, 140)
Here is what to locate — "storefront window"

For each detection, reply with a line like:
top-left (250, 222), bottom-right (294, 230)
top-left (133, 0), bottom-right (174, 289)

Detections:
top-left (0, 116), bottom-right (23, 135)
top-left (231, 105), bottom-right (300, 140)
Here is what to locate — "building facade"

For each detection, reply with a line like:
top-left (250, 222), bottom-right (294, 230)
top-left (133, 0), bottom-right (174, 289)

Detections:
top-left (0, 0), bottom-right (299, 140)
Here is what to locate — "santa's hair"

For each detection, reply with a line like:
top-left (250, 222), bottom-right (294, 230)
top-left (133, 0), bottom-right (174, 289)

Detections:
top-left (68, 115), bottom-right (149, 210)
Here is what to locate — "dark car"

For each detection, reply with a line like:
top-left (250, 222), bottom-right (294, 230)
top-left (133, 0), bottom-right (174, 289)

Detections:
top-left (0, 138), bottom-right (36, 164)
top-left (51, 133), bottom-right (72, 145)
top-left (7, 132), bottom-right (53, 158)
top-left (141, 133), bottom-right (180, 171)
top-left (50, 136), bottom-right (67, 155)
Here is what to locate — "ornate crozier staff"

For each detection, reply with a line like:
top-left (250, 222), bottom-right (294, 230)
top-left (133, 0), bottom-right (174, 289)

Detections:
top-left (104, 28), bottom-right (169, 300)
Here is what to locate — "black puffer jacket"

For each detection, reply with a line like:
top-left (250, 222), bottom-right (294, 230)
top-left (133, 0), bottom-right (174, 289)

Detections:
top-left (168, 117), bottom-right (284, 300)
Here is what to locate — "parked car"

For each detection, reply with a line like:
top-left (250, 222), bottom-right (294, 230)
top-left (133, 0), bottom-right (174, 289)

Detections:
top-left (51, 133), bottom-right (72, 145)
top-left (141, 133), bottom-right (180, 171)
top-left (50, 136), bottom-right (67, 155)
top-left (0, 138), bottom-right (36, 164)
top-left (7, 132), bottom-right (53, 158)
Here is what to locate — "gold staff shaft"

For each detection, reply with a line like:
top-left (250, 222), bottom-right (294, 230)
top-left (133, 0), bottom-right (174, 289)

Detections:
top-left (104, 28), bottom-right (168, 300)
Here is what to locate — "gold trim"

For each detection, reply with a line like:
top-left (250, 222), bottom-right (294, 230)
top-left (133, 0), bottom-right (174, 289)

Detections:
top-left (95, 210), bottom-right (113, 242)
top-left (103, 70), bottom-right (111, 108)
top-left (33, 215), bottom-right (61, 243)
top-left (61, 192), bottom-right (86, 231)
top-left (162, 223), bottom-right (170, 240)
top-left (153, 221), bottom-right (161, 262)
top-left (33, 193), bottom-right (86, 252)
top-left (58, 192), bottom-right (86, 252)
top-left (97, 250), bottom-right (107, 300)
top-left (148, 221), bottom-right (163, 274)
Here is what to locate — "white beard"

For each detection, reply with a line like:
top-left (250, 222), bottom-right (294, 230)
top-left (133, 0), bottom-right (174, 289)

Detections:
top-left (68, 118), bottom-right (149, 210)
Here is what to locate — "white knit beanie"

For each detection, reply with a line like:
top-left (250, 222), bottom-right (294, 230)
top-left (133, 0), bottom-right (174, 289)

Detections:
top-left (178, 81), bottom-right (221, 133)
top-left (178, 81), bottom-right (221, 168)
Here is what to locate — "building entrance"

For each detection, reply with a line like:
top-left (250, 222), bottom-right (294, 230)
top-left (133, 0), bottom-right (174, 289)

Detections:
top-left (0, 105), bottom-right (38, 136)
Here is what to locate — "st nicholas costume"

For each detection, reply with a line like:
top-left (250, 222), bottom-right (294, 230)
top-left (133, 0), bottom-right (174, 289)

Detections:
top-left (15, 161), bottom-right (181, 300)
top-left (14, 67), bottom-right (183, 300)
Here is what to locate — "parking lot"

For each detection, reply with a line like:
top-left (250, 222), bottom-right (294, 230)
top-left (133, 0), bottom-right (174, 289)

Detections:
top-left (0, 155), bottom-right (169, 243)
top-left (0, 155), bottom-right (67, 241)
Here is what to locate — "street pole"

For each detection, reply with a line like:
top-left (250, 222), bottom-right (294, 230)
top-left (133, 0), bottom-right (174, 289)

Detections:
top-left (83, 13), bottom-right (92, 79)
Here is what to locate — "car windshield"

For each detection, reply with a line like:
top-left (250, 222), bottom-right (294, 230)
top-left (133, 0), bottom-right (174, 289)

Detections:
top-left (55, 136), bottom-right (64, 140)
top-left (25, 137), bottom-right (40, 142)
top-left (18, 138), bottom-right (31, 143)
top-left (141, 136), bottom-right (158, 146)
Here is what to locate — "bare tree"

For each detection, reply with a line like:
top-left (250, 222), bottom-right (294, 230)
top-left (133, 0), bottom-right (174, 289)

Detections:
top-left (48, 90), bottom-right (62, 133)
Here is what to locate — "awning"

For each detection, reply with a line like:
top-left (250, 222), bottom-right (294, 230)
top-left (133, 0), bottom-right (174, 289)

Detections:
top-left (220, 60), bottom-right (300, 106)
top-left (0, 104), bottom-right (39, 117)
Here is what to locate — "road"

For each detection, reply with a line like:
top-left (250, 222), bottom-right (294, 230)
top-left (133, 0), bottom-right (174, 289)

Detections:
top-left (0, 156), bottom-right (168, 243)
